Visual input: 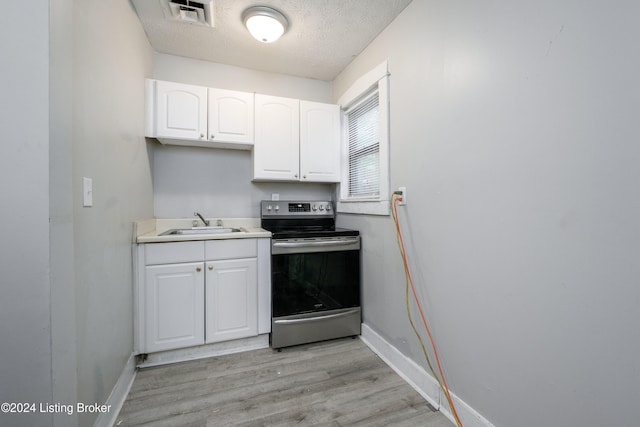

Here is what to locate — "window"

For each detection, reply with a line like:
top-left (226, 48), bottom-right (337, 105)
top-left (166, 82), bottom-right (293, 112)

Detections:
top-left (347, 91), bottom-right (380, 198)
top-left (337, 61), bottom-right (389, 215)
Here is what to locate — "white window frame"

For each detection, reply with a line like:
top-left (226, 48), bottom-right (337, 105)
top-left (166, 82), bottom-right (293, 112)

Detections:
top-left (337, 61), bottom-right (390, 215)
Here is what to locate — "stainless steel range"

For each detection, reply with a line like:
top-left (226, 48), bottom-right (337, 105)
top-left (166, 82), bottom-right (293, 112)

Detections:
top-left (261, 200), bottom-right (361, 349)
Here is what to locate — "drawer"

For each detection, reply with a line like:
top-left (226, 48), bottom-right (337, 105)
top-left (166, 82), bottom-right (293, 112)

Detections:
top-left (144, 241), bottom-right (205, 265)
top-left (205, 238), bottom-right (257, 260)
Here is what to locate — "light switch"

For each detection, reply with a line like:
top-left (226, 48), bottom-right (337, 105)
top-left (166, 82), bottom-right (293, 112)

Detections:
top-left (83, 177), bottom-right (93, 207)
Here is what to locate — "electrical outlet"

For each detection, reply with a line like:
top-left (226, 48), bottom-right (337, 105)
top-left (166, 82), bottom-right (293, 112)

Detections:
top-left (398, 186), bottom-right (407, 206)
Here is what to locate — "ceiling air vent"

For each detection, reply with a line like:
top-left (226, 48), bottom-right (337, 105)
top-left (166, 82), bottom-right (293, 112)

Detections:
top-left (162, 0), bottom-right (214, 27)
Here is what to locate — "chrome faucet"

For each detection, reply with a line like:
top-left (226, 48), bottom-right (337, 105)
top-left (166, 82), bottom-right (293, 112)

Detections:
top-left (194, 212), bottom-right (210, 227)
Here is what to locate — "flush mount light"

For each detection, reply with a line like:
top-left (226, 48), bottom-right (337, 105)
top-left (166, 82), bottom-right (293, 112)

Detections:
top-left (242, 6), bottom-right (288, 43)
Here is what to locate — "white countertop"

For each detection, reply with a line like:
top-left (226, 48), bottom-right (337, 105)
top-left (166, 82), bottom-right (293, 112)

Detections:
top-left (135, 217), bottom-right (271, 243)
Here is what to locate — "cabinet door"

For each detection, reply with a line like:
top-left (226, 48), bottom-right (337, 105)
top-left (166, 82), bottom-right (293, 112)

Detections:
top-left (207, 88), bottom-right (254, 145)
top-left (205, 258), bottom-right (258, 343)
top-left (155, 80), bottom-right (207, 141)
top-left (253, 94), bottom-right (300, 181)
top-left (144, 262), bottom-right (205, 353)
top-left (300, 101), bottom-right (341, 182)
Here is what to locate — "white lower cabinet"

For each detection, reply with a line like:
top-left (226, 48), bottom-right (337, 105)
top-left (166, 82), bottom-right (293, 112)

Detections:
top-left (205, 258), bottom-right (257, 343)
top-left (136, 238), bottom-right (270, 355)
top-left (144, 262), bottom-right (205, 353)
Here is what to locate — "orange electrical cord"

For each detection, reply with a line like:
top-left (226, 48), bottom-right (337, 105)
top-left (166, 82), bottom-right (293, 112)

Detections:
top-left (392, 195), bottom-right (464, 427)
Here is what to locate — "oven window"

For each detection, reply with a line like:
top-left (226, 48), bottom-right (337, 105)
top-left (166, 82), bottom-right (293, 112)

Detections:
top-left (272, 250), bottom-right (360, 317)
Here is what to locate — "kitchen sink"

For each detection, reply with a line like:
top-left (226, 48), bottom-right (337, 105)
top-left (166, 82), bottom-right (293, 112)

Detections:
top-left (159, 227), bottom-right (244, 236)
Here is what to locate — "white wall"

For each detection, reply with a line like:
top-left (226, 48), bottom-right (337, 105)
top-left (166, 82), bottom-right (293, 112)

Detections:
top-left (71, 1), bottom-right (154, 425)
top-left (333, 1), bottom-right (640, 426)
top-left (154, 54), bottom-right (333, 102)
top-left (0, 1), bottom-right (53, 426)
top-left (152, 54), bottom-right (334, 218)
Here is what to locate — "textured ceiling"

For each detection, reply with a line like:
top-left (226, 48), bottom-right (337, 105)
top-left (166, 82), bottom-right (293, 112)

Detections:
top-left (131, 0), bottom-right (412, 81)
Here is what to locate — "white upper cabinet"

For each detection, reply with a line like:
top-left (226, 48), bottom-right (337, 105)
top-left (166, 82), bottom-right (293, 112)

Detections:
top-left (146, 79), bottom-right (254, 150)
top-left (253, 94), bottom-right (300, 181)
top-left (207, 88), bottom-right (254, 145)
top-left (145, 79), bottom-right (340, 174)
top-left (151, 80), bottom-right (207, 141)
top-left (253, 95), bottom-right (340, 182)
top-left (300, 100), bottom-right (341, 182)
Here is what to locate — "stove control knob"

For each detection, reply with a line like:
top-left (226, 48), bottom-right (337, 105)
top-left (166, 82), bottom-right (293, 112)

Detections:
top-left (326, 204), bottom-right (332, 211)
top-left (312, 204), bottom-right (318, 211)
top-left (319, 205), bottom-right (325, 211)
top-left (275, 205), bottom-right (280, 211)
top-left (267, 204), bottom-right (272, 211)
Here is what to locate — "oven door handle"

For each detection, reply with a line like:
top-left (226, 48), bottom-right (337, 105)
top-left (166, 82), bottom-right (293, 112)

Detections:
top-left (273, 239), bottom-right (357, 249)
top-left (273, 309), bottom-right (360, 325)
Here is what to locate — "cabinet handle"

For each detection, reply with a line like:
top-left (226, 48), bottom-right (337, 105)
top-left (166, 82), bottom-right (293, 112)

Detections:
top-left (210, 134), bottom-right (215, 139)
top-left (200, 133), bottom-right (205, 139)
top-left (303, 175), bottom-right (307, 179)
top-left (196, 267), bottom-right (202, 272)
top-left (208, 265), bottom-right (214, 271)
top-left (294, 174), bottom-right (298, 178)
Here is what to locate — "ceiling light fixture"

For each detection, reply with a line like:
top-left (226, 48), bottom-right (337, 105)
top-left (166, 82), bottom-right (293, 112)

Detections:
top-left (242, 6), bottom-right (288, 43)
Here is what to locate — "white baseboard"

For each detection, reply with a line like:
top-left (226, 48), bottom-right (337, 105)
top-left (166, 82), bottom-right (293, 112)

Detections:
top-left (137, 334), bottom-right (270, 368)
top-left (93, 353), bottom-right (137, 427)
top-left (360, 324), bottom-right (494, 427)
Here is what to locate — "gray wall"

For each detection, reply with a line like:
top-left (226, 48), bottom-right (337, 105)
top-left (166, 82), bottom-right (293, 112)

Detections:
top-left (50, 0), bottom-right (78, 425)
top-left (0, 1), bottom-right (53, 426)
top-left (333, 1), bottom-right (640, 426)
top-left (72, 1), bottom-right (154, 425)
top-left (152, 54), bottom-right (334, 218)
top-left (2, 0), bottom-right (154, 426)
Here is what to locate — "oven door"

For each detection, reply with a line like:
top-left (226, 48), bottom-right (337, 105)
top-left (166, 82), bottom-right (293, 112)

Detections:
top-left (271, 236), bottom-right (361, 348)
top-left (272, 236), bottom-right (360, 317)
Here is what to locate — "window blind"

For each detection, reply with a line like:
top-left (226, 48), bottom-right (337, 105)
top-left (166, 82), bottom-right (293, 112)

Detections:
top-left (346, 91), bottom-right (380, 198)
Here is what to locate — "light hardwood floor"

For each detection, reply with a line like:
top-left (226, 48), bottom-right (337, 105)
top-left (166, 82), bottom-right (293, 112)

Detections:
top-left (116, 338), bottom-right (452, 426)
